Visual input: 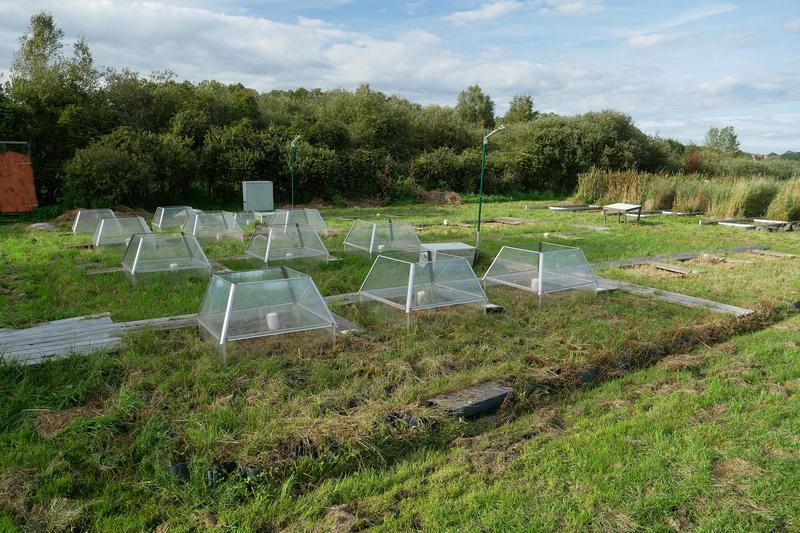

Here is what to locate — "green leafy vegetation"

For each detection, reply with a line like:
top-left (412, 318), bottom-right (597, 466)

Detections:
top-left (4, 12), bottom-right (796, 213)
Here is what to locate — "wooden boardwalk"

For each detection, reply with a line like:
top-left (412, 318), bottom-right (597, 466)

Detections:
top-left (0, 304), bottom-right (359, 366)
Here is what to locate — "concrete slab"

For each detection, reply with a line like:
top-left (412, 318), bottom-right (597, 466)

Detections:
top-left (429, 382), bottom-right (513, 417)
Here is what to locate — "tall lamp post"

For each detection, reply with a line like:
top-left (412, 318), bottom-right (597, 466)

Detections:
top-left (289, 135), bottom-right (300, 208)
top-left (475, 124), bottom-right (505, 260)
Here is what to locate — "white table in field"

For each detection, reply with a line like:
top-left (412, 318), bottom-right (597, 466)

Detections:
top-left (421, 242), bottom-right (477, 266)
top-left (602, 203), bottom-right (642, 223)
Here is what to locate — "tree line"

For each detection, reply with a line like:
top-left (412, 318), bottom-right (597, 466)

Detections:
top-left (0, 13), bottom-right (796, 209)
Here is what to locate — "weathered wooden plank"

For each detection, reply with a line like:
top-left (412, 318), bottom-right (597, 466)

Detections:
top-left (115, 314), bottom-right (198, 333)
top-left (6, 339), bottom-right (122, 365)
top-left (596, 278), bottom-right (753, 316)
top-left (324, 292), bottom-right (359, 305)
top-left (699, 217), bottom-right (753, 226)
top-left (86, 267), bottom-right (123, 276)
top-left (719, 222), bottom-right (756, 229)
top-left (750, 249), bottom-right (797, 258)
top-left (0, 315), bottom-right (113, 343)
top-left (651, 262), bottom-right (697, 275)
top-left (548, 205), bottom-right (601, 212)
top-left (4, 338), bottom-right (122, 359)
top-left (571, 224), bottom-right (611, 232)
top-left (429, 382), bottom-right (513, 417)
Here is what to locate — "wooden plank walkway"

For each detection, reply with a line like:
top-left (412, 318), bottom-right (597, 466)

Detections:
top-left (750, 249), bottom-right (796, 258)
top-left (1, 303), bottom-right (361, 365)
top-left (596, 278), bottom-right (754, 317)
top-left (651, 262), bottom-right (697, 275)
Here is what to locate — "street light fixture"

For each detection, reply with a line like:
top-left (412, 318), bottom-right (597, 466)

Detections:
top-left (290, 135), bottom-right (300, 208)
top-left (475, 124), bottom-right (505, 261)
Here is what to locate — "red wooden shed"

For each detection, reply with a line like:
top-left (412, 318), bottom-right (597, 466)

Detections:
top-left (0, 142), bottom-right (38, 214)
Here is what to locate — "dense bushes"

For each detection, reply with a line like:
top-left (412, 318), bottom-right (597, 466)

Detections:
top-left (574, 170), bottom-right (800, 220)
top-left (65, 127), bottom-right (196, 206)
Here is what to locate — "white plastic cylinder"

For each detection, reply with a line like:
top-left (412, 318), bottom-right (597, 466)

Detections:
top-left (443, 219), bottom-right (448, 225)
top-left (266, 312), bottom-right (279, 331)
top-left (377, 244), bottom-right (385, 252)
top-left (416, 290), bottom-right (426, 305)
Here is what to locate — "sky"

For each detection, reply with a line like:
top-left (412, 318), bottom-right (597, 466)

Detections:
top-left (0, 0), bottom-right (798, 153)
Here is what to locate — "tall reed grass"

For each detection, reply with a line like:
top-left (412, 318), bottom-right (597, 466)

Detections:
top-left (766, 179), bottom-right (800, 221)
top-left (574, 170), bottom-right (799, 220)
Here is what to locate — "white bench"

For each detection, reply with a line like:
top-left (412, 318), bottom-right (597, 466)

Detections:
top-left (602, 203), bottom-right (642, 223)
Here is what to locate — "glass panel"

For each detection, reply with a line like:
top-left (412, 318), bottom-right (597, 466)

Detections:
top-left (540, 247), bottom-right (597, 292)
top-left (244, 224), bottom-right (329, 264)
top-left (152, 206), bottom-right (193, 230)
top-left (410, 255), bottom-right (487, 308)
top-left (182, 211), bottom-right (244, 241)
top-left (343, 219), bottom-right (422, 256)
top-left (482, 246), bottom-right (540, 291)
top-left (72, 209), bottom-right (116, 234)
top-left (122, 233), bottom-right (211, 275)
top-left (359, 252), bottom-right (486, 311)
top-left (483, 244), bottom-right (596, 294)
top-left (269, 209), bottom-right (328, 235)
top-left (197, 275), bottom-right (233, 341)
top-left (196, 268), bottom-right (335, 349)
top-left (92, 216), bottom-right (151, 247)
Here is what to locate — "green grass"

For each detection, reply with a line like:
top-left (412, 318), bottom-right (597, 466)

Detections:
top-left (0, 200), bottom-right (798, 530)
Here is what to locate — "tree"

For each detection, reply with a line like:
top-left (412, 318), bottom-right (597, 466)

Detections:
top-left (10, 12), bottom-right (64, 79)
top-left (456, 85), bottom-right (495, 128)
top-left (704, 126), bottom-right (740, 154)
top-left (503, 94), bottom-right (535, 124)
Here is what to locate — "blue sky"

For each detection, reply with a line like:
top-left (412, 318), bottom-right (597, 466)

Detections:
top-left (1, 0), bottom-right (798, 152)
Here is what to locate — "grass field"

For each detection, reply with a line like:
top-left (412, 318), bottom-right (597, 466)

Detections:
top-left (0, 200), bottom-right (798, 531)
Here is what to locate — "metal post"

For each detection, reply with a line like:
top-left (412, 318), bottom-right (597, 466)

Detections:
top-left (290, 135), bottom-right (300, 209)
top-left (475, 130), bottom-right (487, 260)
top-left (474, 125), bottom-right (504, 262)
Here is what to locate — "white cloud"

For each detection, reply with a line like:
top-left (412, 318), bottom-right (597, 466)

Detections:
top-left (661, 2), bottom-right (736, 29)
top-left (786, 19), bottom-right (800, 33)
top-left (441, 1), bottom-right (524, 24)
top-left (0, 0), bottom-right (796, 152)
top-left (538, 0), bottom-right (603, 16)
top-left (628, 32), bottom-right (690, 48)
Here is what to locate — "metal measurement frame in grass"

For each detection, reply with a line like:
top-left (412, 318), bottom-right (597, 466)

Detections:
top-left (181, 211), bottom-right (244, 242)
top-left (197, 267), bottom-right (336, 362)
top-left (343, 219), bottom-right (422, 257)
top-left (121, 233), bottom-right (212, 280)
top-left (72, 208), bottom-right (116, 234)
top-left (482, 243), bottom-right (597, 295)
top-left (92, 216), bottom-right (151, 247)
top-left (358, 250), bottom-right (488, 315)
top-left (152, 206), bottom-right (194, 231)
top-left (244, 223), bottom-right (329, 265)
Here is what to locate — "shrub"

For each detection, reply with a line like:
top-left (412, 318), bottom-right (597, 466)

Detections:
top-left (766, 179), bottom-right (800, 221)
top-left (65, 127), bottom-right (154, 206)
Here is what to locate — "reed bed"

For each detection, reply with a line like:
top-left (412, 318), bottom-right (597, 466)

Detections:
top-left (574, 169), bottom-right (798, 220)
